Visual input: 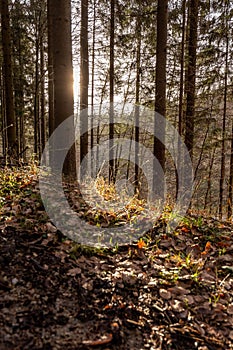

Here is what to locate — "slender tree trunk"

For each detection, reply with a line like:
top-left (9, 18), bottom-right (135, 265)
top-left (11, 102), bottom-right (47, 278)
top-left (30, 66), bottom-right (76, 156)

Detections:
top-left (90, 0), bottom-right (96, 176)
top-left (219, 17), bottom-right (229, 219)
top-left (175, 0), bottom-right (187, 200)
top-left (16, 41), bottom-right (25, 159)
top-left (34, 34), bottom-right (39, 156)
top-left (47, 0), bottom-right (54, 168)
top-left (153, 0), bottom-right (168, 198)
top-left (97, 74), bottom-right (108, 175)
top-left (194, 97), bottom-right (214, 207)
top-left (1, 0), bottom-right (17, 160)
top-left (135, 1), bottom-right (141, 194)
top-left (178, 0), bottom-right (186, 137)
top-left (183, 0), bottom-right (190, 135)
top-left (193, 98), bottom-right (213, 183)
top-left (40, 38), bottom-right (45, 156)
top-left (80, 0), bottom-right (89, 177)
top-left (47, 0), bottom-right (54, 137)
top-left (204, 144), bottom-right (216, 214)
top-left (184, 0), bottom-right (199, 160)
top-left (109, 0), bottom-right (115, 183)
top-left (227, 121), bottom-right (233, 220)
top-left (0, 67), bottom-right (7, 158)
top-left (121, 63), bottom-right (133, 117)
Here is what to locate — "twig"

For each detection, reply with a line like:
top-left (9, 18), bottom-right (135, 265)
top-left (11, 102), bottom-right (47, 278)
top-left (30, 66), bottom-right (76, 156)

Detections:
top-left (82, 333), bottom-right (113, 346)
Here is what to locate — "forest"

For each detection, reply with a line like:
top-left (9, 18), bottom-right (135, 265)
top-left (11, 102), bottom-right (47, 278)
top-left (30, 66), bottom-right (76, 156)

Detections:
top-left (0, 0), bottom-right (233, 349)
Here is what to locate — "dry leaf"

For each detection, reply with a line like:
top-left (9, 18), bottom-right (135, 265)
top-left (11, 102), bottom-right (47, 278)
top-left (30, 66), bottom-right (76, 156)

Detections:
top-left (67, 267), bottom-right (82, 276)
top-left (159, 288), bottom-right (172, 300)
top-left (169, 299), bottom-right (184, 313)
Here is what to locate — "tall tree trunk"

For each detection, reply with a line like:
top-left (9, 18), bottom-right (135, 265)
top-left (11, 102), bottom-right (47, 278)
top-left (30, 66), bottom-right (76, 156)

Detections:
top-left (1, 0), bottom-right (17, 160)
top-left (97, 74), bottom-right (108, 175)
top-left (47, 0), bottom-right (54, 168)
top-left (178, 0), bottom-right (186, 137)
top-left (80, 0), bottom-right (89, 178)
top-left (228, 121), bottom-right (233, 220)
top-left (219, 12), bottom-right (229, 219)
top-left (184, 0), bottom-right (199, 160)
top-left (15, 37), bottom-right (25, 160)
top-left (153, 0), bottom-right (168, 198)
top-left (48, 0), bottom-right (76, 179)
top-left (134, 1), bottom-right (141, 194)
top-left (90, 0), bottom-right (96, 176)
top-left (175, 0), bottom-right (187, 200)
top-left (0, 67), bottom-right (7, 158)
top-left (34, 33), bottom-right (39, 156)
top-left (47, 0), bottom-right (54, 137)
top-left (204, 145), bottom-right (216, 212)
top-left (40, 38), bottom-right (45, 156)
top-left (109, 0), bottom-right (115, 183)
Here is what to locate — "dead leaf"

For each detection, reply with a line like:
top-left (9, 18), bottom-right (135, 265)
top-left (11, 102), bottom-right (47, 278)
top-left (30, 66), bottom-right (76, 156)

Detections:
top-left (159, 288), bottom-right (172, 300)
top-left (67, 267), bottom-right (82, 276)
top-left (82, 280), bottom-right (93, 291)
top-left (227, 304), bottom-right (233, 315)
top-left (46, 222), bottom-right (57, 233)
top-left (169, 299), bottom-right (184, 313)
top-left (168, 286), bottom-right (190, 296)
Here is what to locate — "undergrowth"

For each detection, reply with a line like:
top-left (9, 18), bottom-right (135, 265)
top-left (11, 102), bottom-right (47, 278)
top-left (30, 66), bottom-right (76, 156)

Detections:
top-left (1, 164), bottom-right (232, 245)
top-left (0, 163), bottom-right (38, 209)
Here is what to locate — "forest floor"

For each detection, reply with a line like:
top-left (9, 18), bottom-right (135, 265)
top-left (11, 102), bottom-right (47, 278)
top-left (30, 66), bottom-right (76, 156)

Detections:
top-left (0, 166), bottom-right (233, 350)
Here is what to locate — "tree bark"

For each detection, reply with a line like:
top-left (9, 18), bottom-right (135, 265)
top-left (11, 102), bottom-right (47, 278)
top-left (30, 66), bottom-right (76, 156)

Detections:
top-left (80, 0), bottom-right (89, 178)
top-left (134, 0), bottom-right (141, 194)
top-left (153, 0), bottom-right (168, 198)
top-left (34, 31), bottom-right (39, 156)
top-left (47, 0), bottom-right (54, 137)
top-left (109, 0), bottom-right (115, 183)
top-left (228, 121), bottom-right (233, 220)
top-left (48, 0), bottom-right (76, 179)
top-left (178, 0), bottom-right (186, 137)
top-left (1, 0), bottom-right (17, 160)
top-left (0, 67), bottom-right (7, 158)
top-left (219, 10), bottom-right (229, 219)
top-left (40, 37), bottom-right (46, 156)
top-left (90, 0), bottom-right (96, 176)
top-left (184, 0), bottom-right (199, 160)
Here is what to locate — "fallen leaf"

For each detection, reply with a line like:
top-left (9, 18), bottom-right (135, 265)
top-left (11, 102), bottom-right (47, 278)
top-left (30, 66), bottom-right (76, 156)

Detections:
top-left (181, 226), bottom-right (190, 233)
top-left (159, 288), bottom-right (172, 300)
top-left (67, 267), bottom-right (82, 276)
top-left (169, 299), bottom-right (184, 313)
top-left (137, 239), bottom-right (146, 249)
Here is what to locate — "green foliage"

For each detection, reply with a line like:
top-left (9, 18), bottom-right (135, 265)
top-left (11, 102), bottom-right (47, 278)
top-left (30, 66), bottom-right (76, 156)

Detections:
top-left (70, 242), bottom-right (110, 259)
top-left (0, 165), bottom-right (38, 209)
